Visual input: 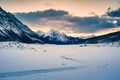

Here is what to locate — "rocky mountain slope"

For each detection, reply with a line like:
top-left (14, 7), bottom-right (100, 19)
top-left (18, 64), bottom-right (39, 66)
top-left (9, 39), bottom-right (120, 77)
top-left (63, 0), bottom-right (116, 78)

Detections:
top-left (0, 7), bottom-right (44, 43)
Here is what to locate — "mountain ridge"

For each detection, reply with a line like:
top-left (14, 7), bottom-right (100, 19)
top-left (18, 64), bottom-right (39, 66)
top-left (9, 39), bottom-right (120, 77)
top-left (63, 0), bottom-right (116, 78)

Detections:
top-left (0, 7), bottom-right (44, 43)
top-left (0, 7), bottom-right (120, 44)
top-left (83, 31), bottom-right (120, 43)
top-left (37, 29), bottom-right (83, 44)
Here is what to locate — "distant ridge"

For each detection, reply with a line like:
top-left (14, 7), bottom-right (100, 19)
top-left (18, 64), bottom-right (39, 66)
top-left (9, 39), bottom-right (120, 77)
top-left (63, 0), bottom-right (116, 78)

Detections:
top-left (84, 31), bottom-right (120, 43)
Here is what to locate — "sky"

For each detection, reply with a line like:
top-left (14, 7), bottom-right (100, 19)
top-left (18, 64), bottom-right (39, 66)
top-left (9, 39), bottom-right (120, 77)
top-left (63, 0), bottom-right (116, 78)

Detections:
top-left (0, 0), bottom-right (120, 16)
top-left (0, 0), bottom-right (120, 37)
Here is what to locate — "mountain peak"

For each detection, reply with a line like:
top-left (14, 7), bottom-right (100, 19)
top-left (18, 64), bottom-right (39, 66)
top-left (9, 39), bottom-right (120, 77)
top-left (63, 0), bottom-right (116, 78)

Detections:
top-left (45, 29), bottom-right (64, 37)
top-left (36, 30), bottom-right (46, 36)
top-left (0, 7), bottom-right (3, 10)
top-left (43, 29), bottom-right (69, 42)
top-left (0, 7), bottom-right (6, 14)
top-left (49, 29), bottom-right (59, 34)
top-left (48, 29), bottom-right (66, 36)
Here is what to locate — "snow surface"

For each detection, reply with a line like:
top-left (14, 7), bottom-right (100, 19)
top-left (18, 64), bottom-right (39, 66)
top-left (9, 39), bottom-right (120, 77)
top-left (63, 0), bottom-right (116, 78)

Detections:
top-left (0, 42), bottom-right (120, 80)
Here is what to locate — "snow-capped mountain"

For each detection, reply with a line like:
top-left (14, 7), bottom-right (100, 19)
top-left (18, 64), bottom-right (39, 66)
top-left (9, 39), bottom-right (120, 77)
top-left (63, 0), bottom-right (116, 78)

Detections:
top-left (0, 7), bottom-right (44, 43)
top-left (36, 29), bottom-right (83, 44)
top-left (44, 29), bottom-right (69, 42)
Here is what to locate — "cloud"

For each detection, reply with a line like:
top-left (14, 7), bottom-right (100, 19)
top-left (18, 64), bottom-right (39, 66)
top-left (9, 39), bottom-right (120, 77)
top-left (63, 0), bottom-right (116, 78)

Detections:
top-left (45, 3), bottom-right (54, 6)
top-left (89, 12), bottom-right (96, 15)
top-left (107, 8), bottom-right (120, 17)
top-left (63, 16), bottom-right (115, 33)
top-left (116, 19), bottom-right (120, 26)
top-left (15, 9), bottom-right (118, 33)
top-left (106, 7), bottom-right (120, 27)
top-left (15, 9), bottom-right (68, 24)
top-left (16, 9), bottom-right (68, 18)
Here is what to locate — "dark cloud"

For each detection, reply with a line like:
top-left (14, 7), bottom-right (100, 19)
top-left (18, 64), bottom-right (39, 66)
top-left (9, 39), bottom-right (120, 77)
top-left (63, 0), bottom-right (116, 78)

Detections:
top-left (15, 9), bottom-right (68, 24)
top-left (116, 19), bottom-right (120, 26)
top-left (15, 9), bottom-right (118, 33)
top-left (16, 9), bottom-right (68, 18)
top-left (64, 16), bottom-right (115, 33)
top-left (67, 16), bottom-right (100, 26)
top-left (107, 8), bottom-right (120, 17)
top-left (106, 7), bottom-right (120, 28)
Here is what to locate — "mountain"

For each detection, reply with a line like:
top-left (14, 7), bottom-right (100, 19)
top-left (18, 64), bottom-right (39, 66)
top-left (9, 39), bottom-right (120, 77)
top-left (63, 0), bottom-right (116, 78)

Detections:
top-left (44, 29), bottom-right (69, 42)
top-left (36, 30), bottom-right (45, 36)
top-left (0, 7), bottom-right (44, 43)
top-left (84, 31), bottom-right (120, 43)
top-left (37, 29), bottom-right (83, 44)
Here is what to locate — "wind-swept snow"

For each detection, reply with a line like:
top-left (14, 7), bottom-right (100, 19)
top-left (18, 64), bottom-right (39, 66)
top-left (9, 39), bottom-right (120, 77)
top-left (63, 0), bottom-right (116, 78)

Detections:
top-left (0, 42), bottom-right (120, 80)
top-left (0, 67), bottom-right (82, 78)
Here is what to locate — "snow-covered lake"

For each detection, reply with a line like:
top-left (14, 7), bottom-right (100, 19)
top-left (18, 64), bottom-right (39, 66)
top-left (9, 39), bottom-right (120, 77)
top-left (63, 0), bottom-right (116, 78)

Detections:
top-left (0, 42), bottom-right (120, 80)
